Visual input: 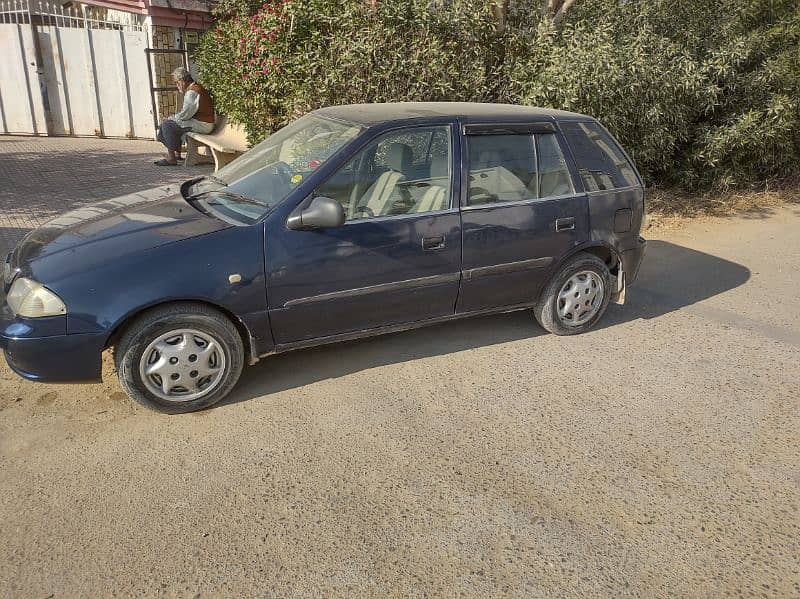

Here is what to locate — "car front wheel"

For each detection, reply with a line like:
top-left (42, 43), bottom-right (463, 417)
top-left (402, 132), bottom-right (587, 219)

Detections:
top-left (534, 253), bottom-right (612, 335)
top-left (114, 303), bottom-right (245, 413)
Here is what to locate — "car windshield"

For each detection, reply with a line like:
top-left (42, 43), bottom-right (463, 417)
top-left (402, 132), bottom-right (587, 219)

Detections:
top-left (183, 114), bottom-right (363, 224)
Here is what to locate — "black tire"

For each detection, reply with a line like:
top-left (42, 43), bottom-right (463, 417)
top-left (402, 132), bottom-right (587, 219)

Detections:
top-left (534, 253), bottom-right (612, 335)
top-left (114, 303), bottom-right (245, 414)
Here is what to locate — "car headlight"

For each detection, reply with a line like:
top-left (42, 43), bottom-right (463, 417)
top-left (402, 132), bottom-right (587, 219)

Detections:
top-left (6, 277), bottom-right (67, 318)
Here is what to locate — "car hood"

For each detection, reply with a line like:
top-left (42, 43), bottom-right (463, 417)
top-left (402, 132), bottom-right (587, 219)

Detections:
top-left (10, 185), bottom-right (232, 268)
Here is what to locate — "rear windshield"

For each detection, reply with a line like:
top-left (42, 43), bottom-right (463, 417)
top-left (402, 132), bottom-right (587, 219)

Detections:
top-left (560, 121), bottom-right (640, 191)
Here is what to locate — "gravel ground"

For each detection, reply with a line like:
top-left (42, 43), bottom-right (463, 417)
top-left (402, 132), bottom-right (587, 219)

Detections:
top-left (1, 204), bottom-right (799, 598)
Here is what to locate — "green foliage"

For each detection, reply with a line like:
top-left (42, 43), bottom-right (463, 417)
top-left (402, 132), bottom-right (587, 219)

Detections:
top-left (288, 2), bottom-right (503, 110)
top-left (196, 0), bottom-right (503, 141)
top-left (196, 0), bottom-right (800, 190)
top-left (193, 1), bottom-right (295, 138)
top-left (682, 4), bottom-right (800, 188)
top-left (511, 0), bottom-right (800, 188)
top-left (509, 19), bottom-right (716, 185)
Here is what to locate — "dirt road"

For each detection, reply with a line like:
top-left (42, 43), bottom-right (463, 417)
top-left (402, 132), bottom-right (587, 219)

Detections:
top-left (1, 207), bottom-right (798, 598)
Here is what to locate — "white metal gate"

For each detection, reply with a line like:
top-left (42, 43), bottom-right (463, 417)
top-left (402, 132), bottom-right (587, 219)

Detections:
top-left (0, 0), bottom-right (154, 139)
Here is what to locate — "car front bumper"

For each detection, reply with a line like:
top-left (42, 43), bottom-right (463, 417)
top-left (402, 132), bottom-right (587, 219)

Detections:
top-left (1, 331), bottom-right (105, 383)
top-left (1, 271), bottom-right (104, 383)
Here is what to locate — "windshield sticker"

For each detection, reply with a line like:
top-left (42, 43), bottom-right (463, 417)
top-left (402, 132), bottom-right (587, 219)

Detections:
top-left (291, 174), bottom-right (303, 185)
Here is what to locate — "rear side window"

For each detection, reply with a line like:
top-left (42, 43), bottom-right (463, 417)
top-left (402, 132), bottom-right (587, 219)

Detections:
top-left (466, 133), bottom-right (573, 206)
top-left (536, 134), bottom-right (574, 198)
top-left (560, 122), bottom-right (639, 191)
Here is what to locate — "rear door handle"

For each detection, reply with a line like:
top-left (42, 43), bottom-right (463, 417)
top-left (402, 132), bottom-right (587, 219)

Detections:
top-left (421, 235), bottom-right (445, 250)
top-left (555, 217), bottom-right (576, 232)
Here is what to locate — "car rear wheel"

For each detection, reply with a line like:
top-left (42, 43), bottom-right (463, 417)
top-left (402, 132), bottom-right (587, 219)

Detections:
top-left (114, 303), bottom-right (245, 413)
top-left (534, 253), bottom-right (612, 335)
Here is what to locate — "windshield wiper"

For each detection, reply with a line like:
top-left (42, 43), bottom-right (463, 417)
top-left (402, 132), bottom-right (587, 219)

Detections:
top-left (182, 174), bottom-right (227, 202)
top-left (201, 174), bottom-right (228, 187)
top-left (203, 190), bottom-right (270, 208)
top-left (184, 194), bottom-right (213, 216)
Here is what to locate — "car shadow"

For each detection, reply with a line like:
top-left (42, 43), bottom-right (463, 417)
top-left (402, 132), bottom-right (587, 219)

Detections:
top-left (227, 309), bottom-right (543, 405)
top-left (220, 240), bottom-right (751, 408)
top-left (600, 239), bottom-right (751, 327)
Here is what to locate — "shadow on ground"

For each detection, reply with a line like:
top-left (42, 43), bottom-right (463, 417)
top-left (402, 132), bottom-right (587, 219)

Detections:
top-left (222, 240), bottom-right (751, 407)
top-left (0, 147), bottom-right (209, 254)
top-left (0, 148), bottom-right (207, 210)
top-left (600, 239), bottom-right (750, 325)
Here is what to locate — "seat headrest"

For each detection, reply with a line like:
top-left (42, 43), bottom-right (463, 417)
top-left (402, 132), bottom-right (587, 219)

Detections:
top-left (475, 150), bottom-right (501, 169)
top-left (386, 143), bottom-right (413, 173)
top-left (429, 155), bottom-right (449, 179)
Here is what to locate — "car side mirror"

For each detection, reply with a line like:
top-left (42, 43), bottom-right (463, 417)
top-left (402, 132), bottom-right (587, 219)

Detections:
top-left (287, 196), bottom-right (345, 230)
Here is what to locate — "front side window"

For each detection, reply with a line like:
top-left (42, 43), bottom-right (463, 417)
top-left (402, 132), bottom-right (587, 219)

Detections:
top-left (314, 126), bottom-right (452, 222)
top-left (560, 121), bottom-right (639, 192)
top-left (184, 114), bottom-right (363, 223)
top-left (466, 132), bottom-right (573, 206)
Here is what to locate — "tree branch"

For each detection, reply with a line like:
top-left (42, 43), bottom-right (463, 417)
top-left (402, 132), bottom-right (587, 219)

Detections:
top-left (552, 0), bottom-right (577, 25)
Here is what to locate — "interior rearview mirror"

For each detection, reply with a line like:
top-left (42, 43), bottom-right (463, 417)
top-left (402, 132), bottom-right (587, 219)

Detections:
top-left (287, 196), bottom-right (345, 230)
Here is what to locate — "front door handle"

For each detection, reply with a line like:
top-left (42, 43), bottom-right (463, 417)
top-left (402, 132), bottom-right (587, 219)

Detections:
top-left (421, 235), bottom-right (445, 250)
top-left (555, 217), bottom-right (576, 232)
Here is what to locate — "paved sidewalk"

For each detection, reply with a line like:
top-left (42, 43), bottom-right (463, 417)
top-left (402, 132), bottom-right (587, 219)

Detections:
top-left (0, 136), bottom-right (211, 255)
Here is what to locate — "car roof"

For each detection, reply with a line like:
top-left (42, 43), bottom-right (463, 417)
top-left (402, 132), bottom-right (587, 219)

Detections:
top-left (313, 102), bottom-right (592, 126)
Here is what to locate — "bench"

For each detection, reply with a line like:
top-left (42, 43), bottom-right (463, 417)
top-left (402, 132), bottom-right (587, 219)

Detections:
top-left (184, 116), bottom-right (248, 172)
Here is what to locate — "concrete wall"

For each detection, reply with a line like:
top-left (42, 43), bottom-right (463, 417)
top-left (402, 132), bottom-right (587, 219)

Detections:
top-left (0, 23), bottom-right (48, 135)
top-left (1, 12), bottom-right (209, 138)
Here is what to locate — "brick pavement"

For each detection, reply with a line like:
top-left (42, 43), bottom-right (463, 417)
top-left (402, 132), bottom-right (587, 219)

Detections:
top-left (0, 136), bottom-right (211, 255)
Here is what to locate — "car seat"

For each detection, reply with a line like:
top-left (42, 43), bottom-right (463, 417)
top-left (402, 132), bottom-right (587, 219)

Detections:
top-left (539, 169), bottom-right (573, 197)
top-left (411, 155), bottom-right (450, 213)
top-left (350, 143), bottom-right (412, 219)
top-left (469, 150), bottom-right (528, 203)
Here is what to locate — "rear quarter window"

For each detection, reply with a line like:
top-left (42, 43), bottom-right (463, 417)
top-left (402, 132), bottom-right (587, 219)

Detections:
top-left (561, 121), bottom-right (639, 191)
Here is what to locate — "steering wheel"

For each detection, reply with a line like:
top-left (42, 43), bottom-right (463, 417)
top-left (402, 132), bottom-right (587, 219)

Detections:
top-left (352, 206), bottom-right (375, 219)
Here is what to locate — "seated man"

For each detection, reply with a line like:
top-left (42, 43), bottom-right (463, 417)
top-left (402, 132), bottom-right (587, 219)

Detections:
top-left (154, 67), bottom-right (215, 166)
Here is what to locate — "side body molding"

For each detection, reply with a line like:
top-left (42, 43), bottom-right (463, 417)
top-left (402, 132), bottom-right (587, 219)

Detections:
top-left (283, 273), bottom-right (462, 308)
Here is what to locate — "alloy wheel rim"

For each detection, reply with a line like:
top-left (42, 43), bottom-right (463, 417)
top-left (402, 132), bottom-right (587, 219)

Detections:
top-left (138, 329), bottom-right (226, 402)
top-left (557, 270), bottom-right (604, 327)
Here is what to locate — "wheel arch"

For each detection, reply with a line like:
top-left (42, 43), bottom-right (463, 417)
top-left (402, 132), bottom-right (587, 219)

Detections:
top-left (536, 242), bottom-right (621, 304)
top-left (557, 242), bottom-right (621, 273)
top-left (104, 299), bottom-right (258, 365)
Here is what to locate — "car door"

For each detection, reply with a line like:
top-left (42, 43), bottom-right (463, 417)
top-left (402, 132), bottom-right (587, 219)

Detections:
top-left (266, 123), bottom-right (462, 345)
top-left (457, 122), bottom-right (589, 314)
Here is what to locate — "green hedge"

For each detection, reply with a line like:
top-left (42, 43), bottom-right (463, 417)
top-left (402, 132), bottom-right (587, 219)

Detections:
top-left (195, 0), bottom-right (800, 190)
top-left (195, 1), bottom-right (502, 138)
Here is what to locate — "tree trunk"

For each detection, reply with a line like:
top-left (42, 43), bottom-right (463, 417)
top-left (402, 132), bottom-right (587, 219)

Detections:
top-left (546, 0), bottom-right (578, 25)
top-left (491, 0), bottom-right (509, 33)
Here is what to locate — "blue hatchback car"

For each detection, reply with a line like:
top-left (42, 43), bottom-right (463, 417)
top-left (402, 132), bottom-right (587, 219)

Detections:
top-left (1, 103), bottom-right (646, 412)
